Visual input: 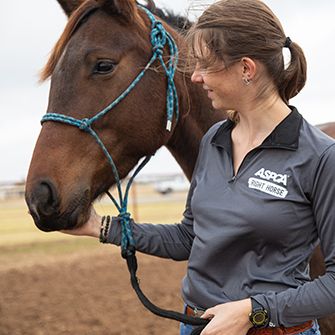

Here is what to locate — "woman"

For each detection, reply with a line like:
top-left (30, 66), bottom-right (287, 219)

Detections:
top-left (66, 0), bottom-right (335, 334)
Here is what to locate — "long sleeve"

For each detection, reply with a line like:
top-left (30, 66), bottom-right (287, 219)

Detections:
top-left (253, 144), bottom-right (335, 327)
top-left (105, 122), bottom-right (214, 261)
top-left (106, 180), bottom-right (196, 260)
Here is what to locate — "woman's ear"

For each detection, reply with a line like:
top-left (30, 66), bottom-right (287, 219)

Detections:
top-left (241, 57), bottom-right (257, 81)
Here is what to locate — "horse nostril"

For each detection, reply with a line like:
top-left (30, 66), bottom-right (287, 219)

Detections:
top-left (32, 180), bottom-right (60, 217)
top-left (28, 203), bottom-right (40, 222)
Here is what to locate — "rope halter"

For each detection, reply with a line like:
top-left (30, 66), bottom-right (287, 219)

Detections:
top-left (40, 6), bottom-right (179, 256)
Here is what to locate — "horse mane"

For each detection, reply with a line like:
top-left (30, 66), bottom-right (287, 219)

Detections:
top-left (144, 3), bottom-right (192, 32)
top-left (40, 0), bottom-right (192, 81)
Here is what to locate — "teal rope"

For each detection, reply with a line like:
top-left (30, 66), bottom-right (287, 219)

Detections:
top-left (107, 155), bottom-right (151, 255)
top-left (143, 6), bottom-right (179, 130)
top-left (41, 7), bottom-right (179, 255)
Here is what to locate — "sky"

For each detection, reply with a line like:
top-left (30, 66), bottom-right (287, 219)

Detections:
top-left (0, 0), bottom-right (334, 183)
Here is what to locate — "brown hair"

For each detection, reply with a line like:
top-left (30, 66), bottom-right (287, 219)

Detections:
top-left (186, 0), bottom-right (307, 107)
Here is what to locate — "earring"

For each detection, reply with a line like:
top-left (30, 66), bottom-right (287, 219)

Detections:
top-left (243, 77), bottom-right (251, 86)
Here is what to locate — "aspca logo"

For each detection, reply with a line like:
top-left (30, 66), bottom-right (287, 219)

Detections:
top-left (248, 168), bottom-right (289, 198)
top-left (254, 168), bottom-right (288, 186)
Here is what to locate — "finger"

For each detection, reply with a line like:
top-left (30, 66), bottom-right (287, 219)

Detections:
top-left (201, 308), bottom-right (215, 319)
top-left (60, 228), bottom-right (83, 236)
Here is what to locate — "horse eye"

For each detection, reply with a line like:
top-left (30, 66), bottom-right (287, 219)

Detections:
top-left (93, 60), bottom-right (116, 74)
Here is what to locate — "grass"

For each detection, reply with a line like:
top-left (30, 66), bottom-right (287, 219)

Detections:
top-left (0, 188), bottom-right (187, 267)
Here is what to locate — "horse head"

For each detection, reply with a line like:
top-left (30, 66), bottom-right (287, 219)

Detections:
top-left (25, 0), bottom-right (207, 232)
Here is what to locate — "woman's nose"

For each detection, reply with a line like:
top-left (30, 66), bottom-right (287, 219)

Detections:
top-left (191, 66), bottom-right (204, 84)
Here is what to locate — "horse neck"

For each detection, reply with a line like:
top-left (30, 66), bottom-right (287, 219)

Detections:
top-left (166, 80), bottom-right (226, 180)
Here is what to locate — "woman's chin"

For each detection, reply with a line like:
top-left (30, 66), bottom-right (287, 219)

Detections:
top-left (211, 100), bottom-right (223, 110)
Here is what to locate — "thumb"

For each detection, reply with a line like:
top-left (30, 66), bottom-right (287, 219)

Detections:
top-left (201, 307), bottom-right (215, 319)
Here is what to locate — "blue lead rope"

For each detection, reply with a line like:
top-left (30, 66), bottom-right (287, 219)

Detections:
top-left (41, 6), bottom-right (179, 255)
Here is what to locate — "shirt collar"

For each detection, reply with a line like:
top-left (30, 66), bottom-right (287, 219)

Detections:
top-left (211, 106), bottom-right (303, 152)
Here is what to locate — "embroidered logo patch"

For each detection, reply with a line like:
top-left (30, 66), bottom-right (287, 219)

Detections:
top-left (248, 168), bottom-right (289, 198)
top-left (254, 168), bottom-right (288, 186)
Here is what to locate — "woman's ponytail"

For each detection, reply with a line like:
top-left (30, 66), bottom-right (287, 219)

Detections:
top-left (279, 41), bottom-right (307, 103)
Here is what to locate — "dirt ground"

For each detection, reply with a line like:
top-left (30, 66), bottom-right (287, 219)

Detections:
top-left (0, 246), bottom-right (188, 335)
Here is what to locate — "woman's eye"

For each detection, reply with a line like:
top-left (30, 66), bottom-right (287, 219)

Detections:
top-left (93, 60), bottom-right (116, 74)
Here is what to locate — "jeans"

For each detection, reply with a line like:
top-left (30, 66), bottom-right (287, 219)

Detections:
top-left (179, 322), bottom-right (194, 335)
top-left (179, 320), bottom-right (321, 335)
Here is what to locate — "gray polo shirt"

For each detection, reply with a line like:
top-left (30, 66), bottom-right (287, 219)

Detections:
top-left (107, 107), bottom-right (335, 327)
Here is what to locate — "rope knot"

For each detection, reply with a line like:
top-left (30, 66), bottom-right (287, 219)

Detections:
top-left (153, 44), bottom-right (164, 57)
top-left (120, 211), bottom-right (131, 221)
top-left (151, 21), bottom-right (166, 53)
top-left (79, 118), bottom-right (91, 132)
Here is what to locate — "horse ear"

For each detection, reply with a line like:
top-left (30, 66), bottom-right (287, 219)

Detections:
top-left (98, 0), bottom-right (138, 23)
top-left (56, 0), bottom-right (85, 17)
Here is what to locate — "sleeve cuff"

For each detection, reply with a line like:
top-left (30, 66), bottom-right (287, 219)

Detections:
top-left (252, 293), bottom-right (278, 328)
top-left (105, 216), bottom-right (124, 245)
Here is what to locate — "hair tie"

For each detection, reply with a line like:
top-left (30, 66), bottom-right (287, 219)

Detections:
top-left (284, 37), bottom-right (292, 48)
top-left (282, 37), bottom-right (292, 70)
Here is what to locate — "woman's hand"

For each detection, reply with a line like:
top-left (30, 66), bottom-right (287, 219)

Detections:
top-left (200, 299), bottom-right (252, 335)
top-left (61, 207), bottom-right (102, 238)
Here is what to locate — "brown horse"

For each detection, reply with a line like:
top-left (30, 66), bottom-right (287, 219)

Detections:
top-left (25, 0), bottom-right (335, 333)
top-left (25, 0), bottom-right (222, 232)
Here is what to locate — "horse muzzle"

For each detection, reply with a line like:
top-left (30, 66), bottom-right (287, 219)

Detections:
top-left (25, 179), bottom-right (90, 232)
